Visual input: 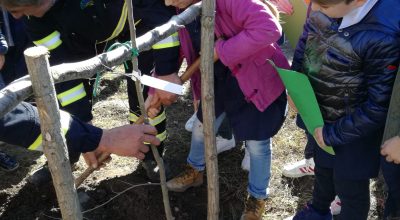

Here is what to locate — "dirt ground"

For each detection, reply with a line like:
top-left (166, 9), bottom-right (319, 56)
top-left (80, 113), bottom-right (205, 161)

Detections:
top-left (0, 42), bottom-right (386, 220)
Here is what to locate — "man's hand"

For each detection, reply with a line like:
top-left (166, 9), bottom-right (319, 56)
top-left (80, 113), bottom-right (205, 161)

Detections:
top-left (314, 127), bottom-right (327, 148)
top-left (148, 73), bottom-right (181, 110)
top-left (82, 151), bottom-right (111, 169)
top-left (145, 94), bottom-right (161, 118)
top-left (97, 124), bottom-right (160, 159)
top-left (381, 136), bottom-right (400, 164)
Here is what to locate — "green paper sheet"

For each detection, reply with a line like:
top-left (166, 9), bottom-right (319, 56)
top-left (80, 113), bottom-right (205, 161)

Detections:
top-left (277, 67), bottom-right (335, 155)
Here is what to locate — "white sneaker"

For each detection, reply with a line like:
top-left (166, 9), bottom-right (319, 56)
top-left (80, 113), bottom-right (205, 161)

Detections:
top-left (330, 196), bottom-right (341, 215)
top-left (241, 148), bottom-right (250, 171)
top-left (282, 158), bottom-right (315, 178)
top-left (185, 112), bottom-right (197, 132)
top-left (216, 136), bottom-right (235, 154)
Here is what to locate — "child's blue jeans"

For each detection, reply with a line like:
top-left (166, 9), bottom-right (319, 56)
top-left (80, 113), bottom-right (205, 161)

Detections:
top-left (187, 112), bottom-right (271, 199)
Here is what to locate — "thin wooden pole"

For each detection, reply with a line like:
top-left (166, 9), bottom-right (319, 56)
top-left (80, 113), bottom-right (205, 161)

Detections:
top-left (200, 0), bottom-right (219, 219)
top-left (24, 46), bottom-right (82, 220)
top-left (382, 69), bottom-right (400, 142)
top-left (125, 1), bottom-right (173, 220)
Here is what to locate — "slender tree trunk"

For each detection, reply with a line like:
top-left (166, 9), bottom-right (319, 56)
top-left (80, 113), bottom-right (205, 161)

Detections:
top-left (200, 0), bottom-right (219, 219)
top-left (24, 46), bottom-right (82, 220)
top-left (125, 0), bottom-right (173, 219)
top-left (383, 69), bottom-right (400, 142)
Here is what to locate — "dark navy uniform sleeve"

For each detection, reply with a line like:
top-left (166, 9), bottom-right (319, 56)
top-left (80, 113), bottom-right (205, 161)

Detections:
top-left (25, 15), bottom-right (67, 65)
top-left (67, 114), bottom-right (102, 153)
top-left (0, 102), bottom-right (41, 147)
top-left (0, 102), bottom-right (102, 153)
top-left (323, 33), bottom-right (400, 147)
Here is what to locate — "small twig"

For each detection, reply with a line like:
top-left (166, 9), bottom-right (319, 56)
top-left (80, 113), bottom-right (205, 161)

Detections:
top-left (41, 213), bottom-right (61, 220)
top-left (110, 179), bottom-right (144, 194)
top-left (82, 183), bottom-right (160, 214)
top-left (117, 179), bottom-right (138, 186)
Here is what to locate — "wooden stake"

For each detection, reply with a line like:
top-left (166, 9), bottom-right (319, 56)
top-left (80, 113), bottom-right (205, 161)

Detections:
top-left (200, 0), bottom-right (219, 219)
top-left (125, 1), bottom-right (173, 220)
top-left (24, 46), bottom-right (82, 220)
top-left (382, 69), bottom-right (400, 142)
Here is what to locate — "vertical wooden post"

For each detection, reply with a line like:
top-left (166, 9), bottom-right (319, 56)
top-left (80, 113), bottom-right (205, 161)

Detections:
top-left (382, 69), bottom-right (400, 142)
top-left (200, 0), bottom-right (219, 219)
top-left (24, 46), bottom-right (82, 220)
top-left (125, 1), bottom-right (173, 219)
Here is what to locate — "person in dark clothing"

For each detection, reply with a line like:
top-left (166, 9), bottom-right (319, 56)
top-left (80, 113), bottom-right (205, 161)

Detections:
top-left (287, 0), bottom-right (400, 219)
top-left (0, 13), bottom-right (159, 163)
top-left (0, 0), bottom-right (181, 182)
top-left (282, 3), bottom-right (343, 215)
